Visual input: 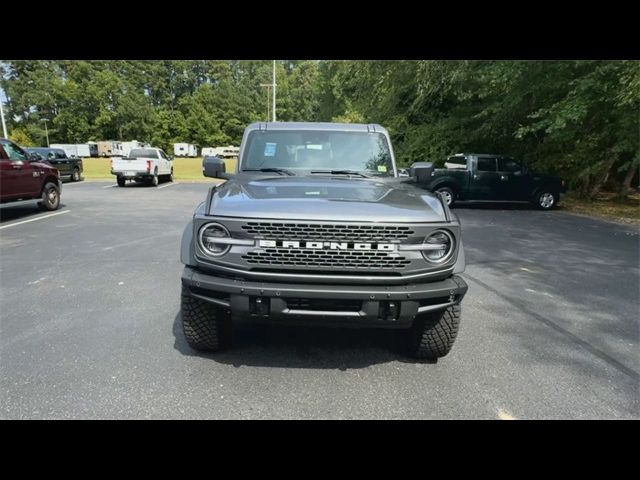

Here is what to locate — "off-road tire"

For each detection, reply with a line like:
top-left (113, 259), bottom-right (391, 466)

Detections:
top-left (117, 177), bottom-right (126, 187)
top-left (150, 168), bottom-right (159, 187)
top-left (38, 182), bottom-right (60, 211)
top-left (408, 304), bottom-right (461, 359)
top-left (181, 286), bottom-right (231, 352)
top-left (71, 168), bottom-right (81, 182)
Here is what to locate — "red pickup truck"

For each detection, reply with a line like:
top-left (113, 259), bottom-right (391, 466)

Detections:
top-left (0, 138), bottom-right (62, 211)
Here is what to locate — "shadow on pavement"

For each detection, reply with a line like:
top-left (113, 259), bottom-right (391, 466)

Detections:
top-left (172, 312), bottom-right (436, 369)
top-left (0, 203), bottom-right (69, 224)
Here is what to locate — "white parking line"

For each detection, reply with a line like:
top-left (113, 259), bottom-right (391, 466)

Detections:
top-left (102, 184), bottom-right (117, 189)
top-left (156, 182), bottom-right (179, 189)
top-left (0, 210), bottom-right (70, 230)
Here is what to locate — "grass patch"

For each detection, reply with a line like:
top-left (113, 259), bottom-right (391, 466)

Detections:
top-left (81, 157), bottom-right (237, 181)
top-left (561, 191), bottom-right (640, 226)
top-left (81, 158), bottom-right (112, 179)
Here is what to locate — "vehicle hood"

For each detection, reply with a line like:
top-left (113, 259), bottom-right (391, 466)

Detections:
top-left (208, 175), bottom-right (447, 223)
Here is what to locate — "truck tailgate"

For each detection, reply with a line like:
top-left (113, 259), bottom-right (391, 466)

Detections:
top-left (112, 158), bottom-right (150, 173)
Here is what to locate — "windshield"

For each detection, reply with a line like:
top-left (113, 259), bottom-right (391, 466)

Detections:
top-left (241, 130), bottom-right (395, 176)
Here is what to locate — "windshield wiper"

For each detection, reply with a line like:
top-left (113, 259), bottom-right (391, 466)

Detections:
top-left (242, 168), bottom-right (295, 176)
top-left (310, 170), bottom-right (370, 178)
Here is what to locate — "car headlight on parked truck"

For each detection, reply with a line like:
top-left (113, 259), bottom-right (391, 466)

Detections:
top-left (422, 230), bottom-right (455, 264)
top-left (198, 222), bottom-right (232, 257)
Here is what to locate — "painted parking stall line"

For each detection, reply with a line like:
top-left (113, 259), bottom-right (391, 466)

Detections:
top-left (156, 182), bottom-right (179, 189)
top-left (0, 210), bottom-right (70, 230)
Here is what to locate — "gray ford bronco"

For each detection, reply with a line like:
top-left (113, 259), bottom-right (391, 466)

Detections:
top-left (180, 122), bottom-right (468, 359)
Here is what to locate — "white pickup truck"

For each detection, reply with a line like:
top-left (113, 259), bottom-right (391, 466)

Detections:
top-left (111, 148), bottom-right (173, 187)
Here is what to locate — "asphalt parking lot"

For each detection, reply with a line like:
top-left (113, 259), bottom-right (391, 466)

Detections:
top-left (1, 180), bottom-right (638, 419)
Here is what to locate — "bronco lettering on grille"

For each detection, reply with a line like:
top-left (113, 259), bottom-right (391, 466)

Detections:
top-left (258, 240), bottom-right (395, 251)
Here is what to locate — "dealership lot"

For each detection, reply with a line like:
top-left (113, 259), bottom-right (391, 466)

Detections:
top-left (0, 181), bottom-right (638, 419)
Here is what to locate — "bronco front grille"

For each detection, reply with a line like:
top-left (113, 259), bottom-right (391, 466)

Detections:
top-left (241, 222), bottom-right (414, 241)
top-left (242, 248), bottom-right (411, 269)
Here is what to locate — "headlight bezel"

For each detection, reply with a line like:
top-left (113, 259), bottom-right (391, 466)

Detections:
top-left (422, 229), bottom-right (455, 264)
top-left (197, 222), bottom-right (231, 257)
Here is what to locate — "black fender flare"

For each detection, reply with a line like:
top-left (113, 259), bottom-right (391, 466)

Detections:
top-left (180, 219), bottom-right (197, 266)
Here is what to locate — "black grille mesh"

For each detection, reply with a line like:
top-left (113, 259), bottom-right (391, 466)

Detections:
top-left (241, 222), bottom-right (414, 241)
top-left (243, 248), bottom-right (410, 269)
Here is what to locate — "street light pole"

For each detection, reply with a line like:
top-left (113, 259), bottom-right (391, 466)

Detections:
top-left (0, 96), bottom-right (8, 138)
top-left (272, 60), bottom-right (276, 122)
top-left (260, 61), bottom-right (277, 122)
top-left (41, 119), bottom-right (50, 147)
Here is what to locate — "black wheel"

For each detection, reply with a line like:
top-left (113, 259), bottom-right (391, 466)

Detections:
top-left (407, 304), bottom-right (461, 359)
top-left (435, 186), bottom-right (455, 207)
top-left (117, 176), bottom-right (126, 187)
top-left (38, 182), bottom-right (60, 211)
top-left (181, 286), bottom-right (231, 352)
top-left (534, 190), bottom-right (558, 210)
top-left (150, 168), bottom-right (159, 187)
top-left (168, 168), bottom-right (174, 182)
top-left (71, 167), bottom-right (81, 182)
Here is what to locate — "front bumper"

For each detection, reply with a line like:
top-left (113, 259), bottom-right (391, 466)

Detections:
top-left (182, 266), bottom-right (468, 328)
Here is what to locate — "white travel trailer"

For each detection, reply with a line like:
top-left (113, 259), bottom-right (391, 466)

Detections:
top-left (202, 145), bottom-right (239, 158)
top-left (50, 144), bottom-right (78, 158)
top-left (75, 144), bottom-right (91, 158)
top-left (50, 143), bottom-right (96, 158)
top-left (174, 143), bottom-right (198, 157)
top-left (217, 146), bottom-right (239, 158)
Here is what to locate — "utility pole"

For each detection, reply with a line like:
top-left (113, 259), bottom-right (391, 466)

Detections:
top-left (41, 119), bottom-right (50, 147)
top-left (272, 60), bottom-right (276, 122)
top-left (0, 95), bottom-right (8, 138)
top-left (259, 61), bottom-right (277, 122)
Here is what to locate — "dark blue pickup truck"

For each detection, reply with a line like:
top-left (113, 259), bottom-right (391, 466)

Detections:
top-left (423, 153), bottom-right (566, 210)
top-left (25, 147), bottom-right (83, 182)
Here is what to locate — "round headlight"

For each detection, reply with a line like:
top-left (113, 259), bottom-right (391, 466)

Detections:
top-left (198, 222), bottom-right (231, 257)
top-left (422, 230), bottom-right (454, 263)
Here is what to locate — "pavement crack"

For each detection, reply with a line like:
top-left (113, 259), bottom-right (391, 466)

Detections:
top-left (464, 273), bottom-right (640, 382)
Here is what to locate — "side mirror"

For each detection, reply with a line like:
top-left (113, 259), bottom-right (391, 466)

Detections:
top-left (168, 155), bottom-right (174, 161)
top-left (409, 162), bottom-right (434, 185)
top-left (203, 156), bottom-right (226, 179)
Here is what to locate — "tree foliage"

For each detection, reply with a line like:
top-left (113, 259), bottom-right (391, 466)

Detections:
top-left (1, 60), bottom-right (637, 198)
top-left (317, 60), bottom-right (639, 198)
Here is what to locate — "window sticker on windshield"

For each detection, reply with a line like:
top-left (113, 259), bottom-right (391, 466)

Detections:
top-left (264, 143), bottom-right (277, 157)
top-left (377, 165), bottom-right (387, 172)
